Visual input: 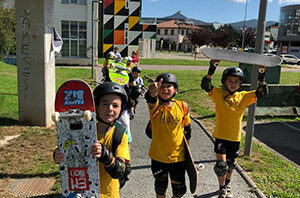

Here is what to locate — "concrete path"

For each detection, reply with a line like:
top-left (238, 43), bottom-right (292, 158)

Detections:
top-left (120, 98), bottom-right (259, 198)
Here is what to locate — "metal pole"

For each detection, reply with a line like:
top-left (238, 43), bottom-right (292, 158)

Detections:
top-left (91, 1), bottom-right (95, 79)
top-left (241, 0), bottom-right (248, 50)
top-left (91, 1), bottom-right (100, 79)
top-left (244, 0), bottom-right (268, 156)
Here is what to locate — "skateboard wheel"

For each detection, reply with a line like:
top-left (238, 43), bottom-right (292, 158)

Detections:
top-left (52, 112), bottom-right (60, 122)
top-left (84, 110), bottom-right (92, 121)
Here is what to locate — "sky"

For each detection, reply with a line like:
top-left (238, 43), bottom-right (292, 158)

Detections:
top-left (141, 0), bottom-right (300, 24)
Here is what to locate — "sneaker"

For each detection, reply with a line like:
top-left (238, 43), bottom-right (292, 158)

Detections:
top-left (218, 188), bottom-right (227, 198)
top-left (130, 112), bottom-right (135, 120)
top-left (226, 185), bottom-right (233, 198)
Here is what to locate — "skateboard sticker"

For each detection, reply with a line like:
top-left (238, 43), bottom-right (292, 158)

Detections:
top-left (64, 90), bottom-right (85, 106)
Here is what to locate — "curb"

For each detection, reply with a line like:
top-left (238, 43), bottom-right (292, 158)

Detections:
top-left (191, 117), bottom-right (267, 198)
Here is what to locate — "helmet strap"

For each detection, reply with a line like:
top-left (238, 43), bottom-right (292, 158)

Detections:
top-left (96, 114), bottom-right (115, 127)
top-left (158, 93), bottom-right (176, 103)
top-left (222, 85), bottom-right (236, 95)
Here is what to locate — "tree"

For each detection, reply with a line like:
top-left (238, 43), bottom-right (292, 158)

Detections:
top-left (211, 25), bottom-right (236, 48)
top-left (0, 0), bottom-right (16, 59)
top-left (235, 28), bottom-right (256, 48)
top-left (187, 28), bottom-right (212, 48)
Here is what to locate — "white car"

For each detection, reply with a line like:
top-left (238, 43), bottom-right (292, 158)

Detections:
top-left (279, 54), bottom-right (300, 65)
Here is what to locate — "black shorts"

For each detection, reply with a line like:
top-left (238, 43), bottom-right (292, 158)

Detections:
top-left (214, 138), bottom-right (240, 160)
top-left (151, 159), bottom-right (186, 183)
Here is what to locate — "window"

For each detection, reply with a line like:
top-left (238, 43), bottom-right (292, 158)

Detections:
top-left (157, 29), bottom-right (160, 35)
top-left (171, 30), bottom-right (174, 35)
top-left (61, 21), bottom-right (87, 58)
top-left (62, 0), bottom-right (87, 5)
top-left (181, 30), bottom-right (185, 35)
top-left (125, 0), bottom-right (129, 9)
top-left (125, 23), bottom-right (129, 44)
top-left (164, 29), bottom-right (168, 35)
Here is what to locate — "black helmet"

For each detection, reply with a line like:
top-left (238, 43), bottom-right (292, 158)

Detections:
top-left (221, 67), bottom-right (244, 84)
top-left (155, 73), bottom-right (178, 89)
top-left (93, 82), bottom-right (128, 107)
top-left (132, 66), bottom-right (142, 73)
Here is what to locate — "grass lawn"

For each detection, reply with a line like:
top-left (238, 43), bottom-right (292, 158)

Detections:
top-left (0, 61), bottom-right (299, 197)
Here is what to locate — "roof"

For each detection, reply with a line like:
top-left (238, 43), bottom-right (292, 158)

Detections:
top-left (157, 20), bottom-right (202, 30)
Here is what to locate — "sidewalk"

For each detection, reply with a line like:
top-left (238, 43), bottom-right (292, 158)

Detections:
top-left (120, 98), bottom-right (260, 198)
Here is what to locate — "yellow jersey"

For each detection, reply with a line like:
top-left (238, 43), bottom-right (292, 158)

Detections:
top-left (148, 100), bottom-right (191, 163)
top-left (209, 87), bottom-right (257, 142)
top-left (97, 126), bottom-right (130, 198)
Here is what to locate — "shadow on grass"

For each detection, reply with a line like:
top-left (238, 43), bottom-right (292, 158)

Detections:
top-left (0, 117), bottom-right (19, 126)
top-left (178, 88), bottom-right (201, 94)
top-left (0, 172), bottom-right (59, 179)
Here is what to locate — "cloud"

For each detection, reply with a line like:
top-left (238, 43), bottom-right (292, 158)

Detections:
top-left (278, 0), bottom-right (300, 3)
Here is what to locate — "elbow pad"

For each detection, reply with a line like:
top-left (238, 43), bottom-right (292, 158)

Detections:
top-left (105, 158), bottom-right (127, 179)
top-left (201, 76), bottom-right (213, 92)
top-left (184, 124), bottom-right (192, 140)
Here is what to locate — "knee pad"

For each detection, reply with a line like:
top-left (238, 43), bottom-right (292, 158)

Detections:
top-left (155, 177), bottom-right (168, 195)
top-left (214, 160), bottom-right (227, 177)
top-left (171, 183), bottom-right (187, 198)
top-left (227, 159), bottom-right (236, 173)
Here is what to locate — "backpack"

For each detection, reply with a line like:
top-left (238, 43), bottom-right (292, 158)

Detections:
top-left (145, 100), bottom-right (189, 139)
top-left (111, 126), bottom-right (131, 189)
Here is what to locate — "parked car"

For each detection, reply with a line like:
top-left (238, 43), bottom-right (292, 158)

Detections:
top-left (280, 54), bottom-right (300, 65)
top-left (263, 53), bottom-right (277, 57)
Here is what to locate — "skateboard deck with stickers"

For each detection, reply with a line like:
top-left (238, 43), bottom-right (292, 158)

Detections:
top-left (53, 79), bottom-right (99, 198)
top-left (107, 60), bottom-right (129, 85)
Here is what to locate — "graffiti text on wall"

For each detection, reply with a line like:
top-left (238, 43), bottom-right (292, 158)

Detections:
top-left (21, 9), bottom-right (31, 98)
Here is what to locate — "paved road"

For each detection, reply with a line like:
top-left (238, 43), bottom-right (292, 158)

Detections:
top-left (247, 121), bottom-right (300, 167)
top-left (120, 98), bottom-right (258, 198)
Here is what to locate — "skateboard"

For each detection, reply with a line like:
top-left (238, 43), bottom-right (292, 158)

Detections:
top-left (107, 60), bottom-right (129, 85)
top-left (52, 80), bottom-right (99, 198)
top-left (201, 47), bottom-right (282, 74)
top-left (183, 136), bottom-right (198, 194)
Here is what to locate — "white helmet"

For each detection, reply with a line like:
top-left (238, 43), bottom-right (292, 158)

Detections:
top-left (108, 52), bottom-right (115, 60)
top-left (127, 56), bottom-right (133, 62)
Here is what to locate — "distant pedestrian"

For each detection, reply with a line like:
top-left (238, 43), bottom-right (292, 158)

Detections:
top-left (131, 51), bottom-right (139, 65)
top-left (145, 73), bottom-right (192, 198)
top-left (200, 61), bottom-right (268, 198)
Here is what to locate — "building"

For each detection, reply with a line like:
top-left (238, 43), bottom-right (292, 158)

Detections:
top-left (277, 4), bottom-right (300, 57)
top-left (157, 19), bottom-right (202, 52)
top-left (102, 0), bottom-right (156, 58)
top-left (54, 0), bottom-right (92, 65)
top-left (53, 0), bottom-right (156, 65)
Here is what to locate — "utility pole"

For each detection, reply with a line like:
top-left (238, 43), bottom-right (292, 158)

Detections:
top-left (244, 0), bottom-right (268, 156)
top-left (241, 0), bottom-right (248, 50)
top-left (91, 1), bottom-right (101, 79)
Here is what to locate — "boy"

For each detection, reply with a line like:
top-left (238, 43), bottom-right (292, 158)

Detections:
top-left (145, 73), bottom-right (192, 198)
top-left (129, 66), bottom-right (145, 119)
top-left (201, 61), bottom-right (268, 198)
top-left (131, 51), bottom-right (139, 64)
top-left (54, 82), bottom-right (130, 198)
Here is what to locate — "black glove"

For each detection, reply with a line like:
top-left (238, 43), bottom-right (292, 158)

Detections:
top-left (201, 76), bottom-right (213, 92)
top-left (208, 61), bottom-right (218, 75)
top-left (99, 143), bottom-right (114, 166)
top-left (256, 83), bottom-right (269, 98)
